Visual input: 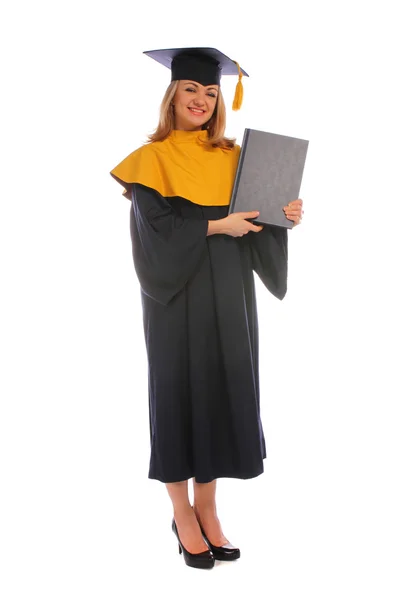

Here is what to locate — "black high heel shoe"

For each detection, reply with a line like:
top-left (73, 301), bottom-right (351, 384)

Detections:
top-left (197, 520), bottom-right (241, 561)
top-left (172, 519), bottom-right (215, 569)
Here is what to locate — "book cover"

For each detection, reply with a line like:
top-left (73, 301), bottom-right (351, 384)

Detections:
top-left (229, 128), bottom-right (309, 228)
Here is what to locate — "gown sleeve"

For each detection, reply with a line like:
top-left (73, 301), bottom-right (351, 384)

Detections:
top-left (246, 224), bottom-right (288, 300)
top-left (129, 183), bottom-right (209, 306)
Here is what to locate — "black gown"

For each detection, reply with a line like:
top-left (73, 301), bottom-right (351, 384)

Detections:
top-left (129, 182), bottom-right (288, 484)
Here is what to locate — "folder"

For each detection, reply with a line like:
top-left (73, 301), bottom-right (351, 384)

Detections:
top-left (228, 128), bottom-right (309, 228)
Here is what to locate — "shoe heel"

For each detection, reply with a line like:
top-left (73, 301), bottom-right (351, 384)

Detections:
top-left (178, 544), bottom-right (182, 554)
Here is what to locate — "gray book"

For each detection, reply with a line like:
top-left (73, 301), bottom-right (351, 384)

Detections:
top-left (228, 128), bottom-right (309, 229)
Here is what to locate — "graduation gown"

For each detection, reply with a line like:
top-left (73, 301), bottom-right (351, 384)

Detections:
top-left (110, 129), bottom-right (288, 484)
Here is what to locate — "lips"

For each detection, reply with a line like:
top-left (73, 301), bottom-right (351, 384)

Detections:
top-left (188, 107), bottom-right (206, 115)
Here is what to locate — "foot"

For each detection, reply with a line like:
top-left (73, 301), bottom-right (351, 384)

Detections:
top-left (174, 507), bottom-right (210, 554)
top-left (193, 504), bottom-right (230, 547)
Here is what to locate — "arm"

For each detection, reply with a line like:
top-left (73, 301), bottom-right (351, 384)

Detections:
top-left (207, 219), bottom-right (227, 236)
top-left (130, 183), bottom-right (209, 306)
top-left (246, 224), bottom-right (288, 300)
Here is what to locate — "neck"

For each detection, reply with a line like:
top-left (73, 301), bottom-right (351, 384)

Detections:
top-left (173, 126), bottom-right (203, 131)
top-left (168, 129), bottom-right (209, 143)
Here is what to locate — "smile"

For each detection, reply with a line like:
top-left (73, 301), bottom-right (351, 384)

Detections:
top-left (188, 107), bottom-right (206, 115)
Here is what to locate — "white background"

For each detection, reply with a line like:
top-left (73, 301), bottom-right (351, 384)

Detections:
top-left (1, 0), bottom-right (399, 598)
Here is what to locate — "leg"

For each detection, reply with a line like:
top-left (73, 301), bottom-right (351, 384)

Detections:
top-left (166, 480), bottom-right (209, 553)
top-left (192, 479), bottom-right (229, 546)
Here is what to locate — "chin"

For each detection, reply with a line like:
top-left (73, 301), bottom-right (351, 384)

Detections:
top-left (193, 117), bottom-right (209, 127)
top-left (185, 111), bottom-right (209, 127)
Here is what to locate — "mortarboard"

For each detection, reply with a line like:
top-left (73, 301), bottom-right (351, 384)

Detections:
top-left (143, 47), bottom-right (249, 111)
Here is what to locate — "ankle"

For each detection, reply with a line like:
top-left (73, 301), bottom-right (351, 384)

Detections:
top-left (174, 504), bottom-right (195, 521)
top-left (193, 503), bottom-right (217, 518)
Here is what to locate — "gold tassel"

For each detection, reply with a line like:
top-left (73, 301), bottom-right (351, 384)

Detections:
top-left (232, 60), bottom-right (243, 111)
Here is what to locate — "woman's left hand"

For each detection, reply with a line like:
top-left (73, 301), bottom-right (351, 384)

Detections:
top-left (283, 199), bottom-right (304, 226)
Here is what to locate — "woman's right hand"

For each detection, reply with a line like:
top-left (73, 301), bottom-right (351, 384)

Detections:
top-left (221, 211), bottom-right (264, 238)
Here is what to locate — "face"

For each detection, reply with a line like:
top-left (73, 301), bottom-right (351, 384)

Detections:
top-left (172, 80), bottom-right (219, 131)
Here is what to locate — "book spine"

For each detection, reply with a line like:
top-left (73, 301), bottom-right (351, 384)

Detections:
top-left (229, 128), bottom-right (250, 214)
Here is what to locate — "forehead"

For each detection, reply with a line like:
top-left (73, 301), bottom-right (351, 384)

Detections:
top-left (179, 79), bottom-right (219, 89)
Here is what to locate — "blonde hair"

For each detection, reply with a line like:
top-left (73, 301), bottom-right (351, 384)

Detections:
top-left (146, 81), bottom-right (236, 150)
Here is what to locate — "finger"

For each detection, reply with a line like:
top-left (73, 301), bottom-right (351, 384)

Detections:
top-left (284, 212), bottom-right (301, 219)
top-left (284, 207), bottom-right (303, 215)
top-left (243, 211), bottom-right (260, 218)
top-left (286, 203), bottom-right (302, 212)
top-left (284, 204), bottom-right (303, 210)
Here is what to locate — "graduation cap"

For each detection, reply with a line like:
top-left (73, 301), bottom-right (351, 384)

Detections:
top-left (143, 47), bottom-right (249, 111)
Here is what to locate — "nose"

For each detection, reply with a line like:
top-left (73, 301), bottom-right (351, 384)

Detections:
top-left (193, 90), bottom-right (207, 106)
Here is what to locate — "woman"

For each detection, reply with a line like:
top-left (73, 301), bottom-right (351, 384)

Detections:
top-left (110, 47), bottom-right (303, 569)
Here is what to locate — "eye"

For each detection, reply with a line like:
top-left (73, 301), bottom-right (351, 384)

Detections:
top-left (185, 87), bottom-right (196, 92)
top-left (207, 93), bottom-right (217, 98)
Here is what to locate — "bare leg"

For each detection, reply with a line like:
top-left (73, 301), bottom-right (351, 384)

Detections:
top-left (193, 479), bottom-right (229, 546)
top-left (166, 480), bottom-right (209, 554)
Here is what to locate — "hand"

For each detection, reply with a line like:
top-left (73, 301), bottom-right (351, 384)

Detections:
top-left (221, 211), bottom-right (264, 238)
top-left (283, 199), bottom-right (304, 226)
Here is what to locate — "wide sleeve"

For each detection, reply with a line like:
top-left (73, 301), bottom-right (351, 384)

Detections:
top-left (129, 183), bottom-right (209, 306)
top-left (246, 224), bottom-right (288, 300)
